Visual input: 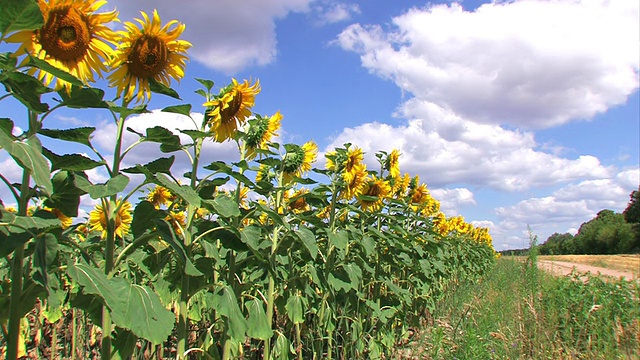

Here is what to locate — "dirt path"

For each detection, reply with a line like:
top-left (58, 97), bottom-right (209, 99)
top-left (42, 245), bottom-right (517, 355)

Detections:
top-left (537, 260), bottom-right (638, 281)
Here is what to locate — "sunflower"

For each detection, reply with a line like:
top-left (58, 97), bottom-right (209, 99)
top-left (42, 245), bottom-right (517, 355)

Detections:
top-left (391, 172), bottom-right (411, 198)
top-left (147, 185), bottom-right (175, 208)
top-left (340, 163), bottom-right (368, 200)
top-left (385, 149), bottom-right (401, 179)
top-left (283, 141), bottom-right (318, 183)
top-left (357, 175), bottom-right (390, 212)
top-left (108, 10), bottom-right (191, 103)
top-left (287, 188), bottom-right (310, 213)
top-left (244, 111), bottom-right (282, 159)
top-left (6, 0), bottom-right (118, 91)
top-left (343, 146), bottom-right (364, 183)
top-left (44, 206), bottom-right (72, 229)
top-left (166, 210), bottom-right (186, 235)
top-left (205, 78), bottom-right (261, 142)
top-left (88, 198), bottom-right (133, 239)
top-left (409, 183), bottom-right (430, 207)
top-left (324, 150), bottom-right (337, 171)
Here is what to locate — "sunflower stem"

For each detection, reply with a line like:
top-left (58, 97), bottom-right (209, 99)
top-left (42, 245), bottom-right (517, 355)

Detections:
top-left (6, 110), bottom-right (38, 360)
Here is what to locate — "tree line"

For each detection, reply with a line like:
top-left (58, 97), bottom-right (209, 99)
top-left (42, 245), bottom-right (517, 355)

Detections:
top-left (537, 187), bottom-right (640, 255)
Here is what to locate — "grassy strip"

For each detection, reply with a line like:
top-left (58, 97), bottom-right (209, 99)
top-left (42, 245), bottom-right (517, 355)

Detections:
top-left (396, 256), bottom-right (640, 359)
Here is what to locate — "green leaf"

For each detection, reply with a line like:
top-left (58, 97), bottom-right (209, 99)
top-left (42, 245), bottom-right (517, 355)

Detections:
top-left (1, 71), bottom-right (51, 112)
top-left (212, 285), bottom-right (247, 341)
top-left (108, 103), bottom-right (149, 119)
top-left (285, 294), bottom-right (304, 324)
top-left (148, 78), bottom-right (180, 100)
top-left (295, 226), bottom-right (318, 260)
top-left (67, 263), bottom-right (175, 345)
top-left (328, 230), bottom-right (349, 253)
top-left (209, 193), bottom-right (240, 218)
top-left (26, 56), bottom-right (83, 87)
top-left (38, 127), bottom-right (96, 147)
top-left (74, 174), bottom-right (129, 199)
top-left (56, 85), bottom-right (108, 108)
top-left (245, 300), bottom-right (273, 340)
top-left (0, 0), bottom-right (44, 34)
top-left (180, 129), bottom-right (210, 141)
top-left (154, 173), bottom-right (201, 208)
top-left (0, 131), bottom-right (52, 195)
top-left (122, 156), bottom-right (175, 175)
top-left (161, 104), bottom-right (192, 117)
top-left (195, 78), bottom-right (214, 92)
top-left (111, 328), bottom-right (138, 360)
top-left (44, 170), bottom-right (86, 217)
top-left (144, 126), bottom-right (181, 152)
top-left (131, 201), bottom-right (162, 238)
top-left (154, 219), bottom-right (203, 277)
top-left (0, 52), bottom-right (17, 70)
top-left (42, 147), bottom-right (103, 171)
top-left (239, 225), bottom-right (262, 252)
top-left (273, 332), bottom-right (294, 360)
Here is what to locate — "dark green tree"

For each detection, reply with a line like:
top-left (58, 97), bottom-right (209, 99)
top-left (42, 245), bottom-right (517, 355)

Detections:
top-left (623, 187), bottom-right (640, 224)
top-left (574, 210), bottom-right (637, 254)
top-left (538, 232), bottom-right (574, 255)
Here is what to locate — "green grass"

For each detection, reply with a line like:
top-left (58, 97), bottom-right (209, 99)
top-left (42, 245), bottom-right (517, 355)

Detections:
top-left (395, 256), bottom-right (640, 359)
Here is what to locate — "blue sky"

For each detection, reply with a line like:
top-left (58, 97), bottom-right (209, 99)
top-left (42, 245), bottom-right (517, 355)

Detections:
top-left (1, 0), bottom-right (638, 250)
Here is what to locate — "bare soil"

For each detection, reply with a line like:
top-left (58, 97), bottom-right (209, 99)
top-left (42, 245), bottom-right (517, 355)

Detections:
top-left (537, 258), bottom-right (639, 281)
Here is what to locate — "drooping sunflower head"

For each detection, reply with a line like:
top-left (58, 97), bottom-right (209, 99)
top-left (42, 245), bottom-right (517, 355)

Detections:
top-left (255, 163), bottom-right (275, 184)
top-left (146, 185), bottom-right (175, 208)
top-left (88, 199), bottom-right (133, 239)
top-left (409, 183), bottom-right (429, 207)
top-left (166, 210), bottom-right (187, 235)
top-left (282, 141), bottom-right (318, 183)
top-left (108, 10), bottom-right (191, 103)
top-left (6, 0), bottom-right (119, 91)
top-left (357, 175), bottom-right (391, 213)
top-left (205, 78), bottom-right (261, 142)
top-left (244, 111), bottom-right (282, 159)
top-left (384, 149), bottom-right (401, 179)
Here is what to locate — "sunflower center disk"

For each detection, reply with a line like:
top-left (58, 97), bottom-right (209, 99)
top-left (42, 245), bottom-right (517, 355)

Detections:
top-left (128, 35), bottom-right (169, 79)
top-left (221, 91), bottom-right (243, 122)
top-left (40, 6), bottom-right (91, 61)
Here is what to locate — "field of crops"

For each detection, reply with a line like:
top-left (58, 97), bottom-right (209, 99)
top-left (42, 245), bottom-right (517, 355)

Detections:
top-left (0, 1), bottom-right (497, 359)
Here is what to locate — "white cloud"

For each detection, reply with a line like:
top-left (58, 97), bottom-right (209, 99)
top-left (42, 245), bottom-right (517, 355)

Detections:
top-left (315, 2), bottom-right (360, 25)
top-left (431, 187), bottom-right (476, 216)
top-left (495, 168), bottom-right (639, 247)
top-left (324, 115), bottom-right (611, 191)
top-left (336, 0), bottom-right (639, 128)
top-left (109, 0), bottom-right (312, 74)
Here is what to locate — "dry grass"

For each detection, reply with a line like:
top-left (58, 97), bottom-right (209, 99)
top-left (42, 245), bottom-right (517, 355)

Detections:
top-left (537, 254), bottom-right (640, 277)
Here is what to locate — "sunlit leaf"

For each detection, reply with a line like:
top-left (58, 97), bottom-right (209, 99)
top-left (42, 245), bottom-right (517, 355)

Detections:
top-left (245, 299), bottom-right (272, 340)
top-left (0, 130), bottom-right (52, 195)
top-left (0, 0), bottom-right (44, 34)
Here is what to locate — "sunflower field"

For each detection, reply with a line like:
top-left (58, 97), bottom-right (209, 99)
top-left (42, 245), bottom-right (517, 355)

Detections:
top-left (0, 1), bottom-right (497, 359)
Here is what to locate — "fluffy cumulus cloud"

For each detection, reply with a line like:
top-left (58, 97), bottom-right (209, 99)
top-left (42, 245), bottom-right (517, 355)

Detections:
top-left (324, 116), bottom-right (611, 191)
top-left (109, 0), bottom-right (312, 74)
top-left (495, 168), bottom-right (640, 247)
top-left (336, 0), bottom-right (639, 128)
top-left (431, 187), bottom-right (476, 216)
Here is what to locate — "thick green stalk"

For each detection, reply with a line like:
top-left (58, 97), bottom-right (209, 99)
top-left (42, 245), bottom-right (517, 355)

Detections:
top-left (6, 110), bottom-right (37, 360)
top-left (177, 135), bottom-right (203, 358)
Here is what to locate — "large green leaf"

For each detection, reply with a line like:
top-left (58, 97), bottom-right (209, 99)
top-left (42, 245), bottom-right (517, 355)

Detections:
top-left (45, 171), bottom-right (88, 217)
top-left (209, 193), bottom-right (240, 218)
top-left (328, 230), bottom-right (349, 253)
top-left (67, 263), bottom-right (174, 345)
top-left (295, 226), bottom-right (318, 260)
top-left (0, 130), bottom-right (52, 195)
top-left (131, 201), bottom-right (162, 238)
top-left (74, 174), bottom-right (129, 199)
top-left (39, 127), bottom-right (96, 147)
top-left (153, 219), bottom-right (203, 276)
top-left (1, 71), bottom-right (50, 112)
top-left (42, 147), bottom-right (104, 171)
top-left (245, 299), bottom-right (272, 340)
top-left (56, 85), bottom-right (108, 108)
top-left (285, 294), bottom-right (304, 324)
top-left (0, 0), bottom-right (44, 34)
top-left (122, 156), bottom-right (175, 175)
top-left (144, 126), bottom-right (181, 152)
top-left (162, 104), bottom-right (192, 117)
top-left (149, 78), bottom-right (181, 100)
top-left (212, 285), bottom-right (247, 341)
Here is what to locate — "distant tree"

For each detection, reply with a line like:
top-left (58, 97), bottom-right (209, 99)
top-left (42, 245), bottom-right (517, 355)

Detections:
top-left (623, 187), bottom-right (640, 225)
top-left (539, 232), bottom-right (574, 255)
top-left (574, 210), bottom-right (637, 254)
